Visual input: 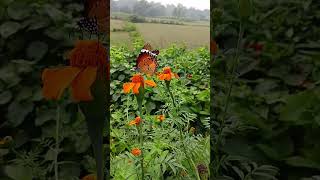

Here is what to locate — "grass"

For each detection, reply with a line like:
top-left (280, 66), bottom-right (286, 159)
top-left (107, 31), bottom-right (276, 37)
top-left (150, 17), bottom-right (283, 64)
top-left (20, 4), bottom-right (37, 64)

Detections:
top-left (111, 19), bottom-right (209, 49)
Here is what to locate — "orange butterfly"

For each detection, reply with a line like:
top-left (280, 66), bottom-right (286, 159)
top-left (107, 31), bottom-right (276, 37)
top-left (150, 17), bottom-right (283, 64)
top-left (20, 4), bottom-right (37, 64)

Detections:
top-left (77, 0), bottom-right (109, 34)
top-left (135, 43), bottom-right (159, 76)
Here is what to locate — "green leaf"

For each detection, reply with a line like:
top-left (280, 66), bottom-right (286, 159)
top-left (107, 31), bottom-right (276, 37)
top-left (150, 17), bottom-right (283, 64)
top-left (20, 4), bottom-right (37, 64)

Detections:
top-left (12, 59), bottom-right (35, 73)
top-left (239, 0), bottom-right (252, 19)
top-left (279, 91), bottom-right (316, 122)
top-left (43, 4), bottom-right (65, 22)
top-left (35, 108), bottom-right (55, 126)
top-left (4, 165), bottom-right (33, 180)
top-left (0, 21), bottom-right (21, 38)
top-left (285, 156), bottom-right (320, 170)
top-left (0, 65), bottom-right (17, 84)
top-left (7, 101), bottom-right (34, 127)
top-left (16, 87), bottom-right (33, 101)
top-left (26, 41), bottom-right (48, 61)
top-left (44, 148), bottom-right (56, 161)
top-left (7, 2), bottom-right (31, 20)
top-left (286, 28), bottom-right (294, 38)
top-left (0, 91), bottom-right (12, 105)
top-left (146, 101), bottom-right (156, 114)
top-left (27, 17), bottom-right (50, 30)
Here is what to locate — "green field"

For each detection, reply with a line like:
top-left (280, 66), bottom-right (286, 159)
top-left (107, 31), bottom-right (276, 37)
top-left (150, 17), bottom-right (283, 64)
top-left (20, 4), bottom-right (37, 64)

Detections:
top-left (110, 19), bottom-right (209, 49)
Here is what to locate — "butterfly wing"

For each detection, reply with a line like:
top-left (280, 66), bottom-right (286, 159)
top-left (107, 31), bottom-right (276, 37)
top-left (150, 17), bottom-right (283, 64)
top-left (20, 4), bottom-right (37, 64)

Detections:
top-left (136, 53), bottom-right (158, 76)
top-left (80, 0), bottom-right (109, 33)
top-left (151, 50), bottom-right (159, 55)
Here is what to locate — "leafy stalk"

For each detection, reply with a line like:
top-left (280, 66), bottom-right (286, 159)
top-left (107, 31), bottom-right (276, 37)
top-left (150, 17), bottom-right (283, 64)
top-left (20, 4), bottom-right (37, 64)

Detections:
top-left (136, 88), bottom-right (145, 180)
top-left (165, 82), bottom-right (201, 180)
top-left (213, 20), bottom-right (244, 176)
top-left (55, 103), bottom-right (60, 180)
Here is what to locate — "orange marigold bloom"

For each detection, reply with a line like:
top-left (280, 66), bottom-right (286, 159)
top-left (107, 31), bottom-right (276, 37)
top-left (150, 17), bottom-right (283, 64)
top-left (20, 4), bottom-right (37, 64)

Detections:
top-left (123, 74), bottom-right (156, 94)
top-left (131, 148), bottom-right (141, 156)
top-left (42, 40), bottom-right (108, 101)
top-left (157, 67), bottom-right (179, 81)
top-left (156, 115), bottom-right (165, 122)
top-left (211, 40), bottom-right (218, 55)
top-left (82, 174), bottom-right (96, 180)
top-left (129, 116), bottom-right (142, 126)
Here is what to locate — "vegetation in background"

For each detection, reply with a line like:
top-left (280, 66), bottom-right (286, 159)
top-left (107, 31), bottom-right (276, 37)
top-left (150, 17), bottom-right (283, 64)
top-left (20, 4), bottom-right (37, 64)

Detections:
top-left (211, 0), bottom-right (320, 179)
top-left (111, 0), bottom-right (209, 21)
top-left (0, 0), bottom-right (106, 179)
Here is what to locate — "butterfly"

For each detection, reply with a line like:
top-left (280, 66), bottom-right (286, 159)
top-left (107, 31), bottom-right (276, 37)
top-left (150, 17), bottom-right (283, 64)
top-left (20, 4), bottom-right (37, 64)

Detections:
top-left (135, 43), bottom-right (159, 76)
top-left (77, 0), bottom-right (109, 35)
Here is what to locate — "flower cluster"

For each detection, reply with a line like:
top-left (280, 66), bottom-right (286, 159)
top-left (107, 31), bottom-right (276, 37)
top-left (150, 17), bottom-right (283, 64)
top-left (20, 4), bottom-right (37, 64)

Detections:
top-left (42, 40), bottom-right (108, 101)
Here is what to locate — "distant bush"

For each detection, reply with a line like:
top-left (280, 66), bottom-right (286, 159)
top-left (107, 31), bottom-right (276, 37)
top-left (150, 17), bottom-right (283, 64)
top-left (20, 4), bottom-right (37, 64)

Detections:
top-left (148, 19), bottom-right (184, 25)
top-left (112, 22), bottom-right (136, 32)
top-left (123, 22), bottom-right (136, 32)
top-left (128, 15), bottom-right (146, 23)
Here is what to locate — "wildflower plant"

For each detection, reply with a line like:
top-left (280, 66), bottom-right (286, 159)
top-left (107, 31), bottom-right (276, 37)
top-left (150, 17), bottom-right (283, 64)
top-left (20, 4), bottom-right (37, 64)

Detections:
top-left (116, 42), bottom-right (209, 179)
top-left (41, 40), bottom-right (109, 180)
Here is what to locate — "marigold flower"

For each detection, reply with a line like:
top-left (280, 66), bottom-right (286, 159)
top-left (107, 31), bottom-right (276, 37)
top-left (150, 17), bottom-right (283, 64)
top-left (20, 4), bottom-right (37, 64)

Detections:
top-left (0, 136), bottom-right (12, 145)
top-left (42, 40), bottom-right (108, 101)
top-left (211, 40), bottom-right (218, 55)
top-left (82, 174), bottom-right (96, 180)
top-left (157, 67), bottom-right (179, 81)
top-left (123, 74), bottom-right (156, 94)
top-left (156, 115), bottom-right (165, 122)
top-left (129, 116), bottom-right (142, 126)
top-left (131, 147), bottom-right (141, 156)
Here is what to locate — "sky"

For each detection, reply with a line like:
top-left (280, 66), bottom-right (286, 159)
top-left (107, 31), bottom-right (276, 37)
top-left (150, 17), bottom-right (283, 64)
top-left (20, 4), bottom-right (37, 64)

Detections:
top-left (144, 0), bottom-right (210, 10)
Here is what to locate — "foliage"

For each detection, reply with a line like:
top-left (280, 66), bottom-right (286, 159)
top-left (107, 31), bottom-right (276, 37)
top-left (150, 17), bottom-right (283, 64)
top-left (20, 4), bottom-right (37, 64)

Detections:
top-left (0, 0), bottom-right (102, 179)
top-left (110, 34), bottom-right (210, 179)
top-left (211, 0), bottom-right (320, 179)
top-left (111, 0), bottom-right (209, 21)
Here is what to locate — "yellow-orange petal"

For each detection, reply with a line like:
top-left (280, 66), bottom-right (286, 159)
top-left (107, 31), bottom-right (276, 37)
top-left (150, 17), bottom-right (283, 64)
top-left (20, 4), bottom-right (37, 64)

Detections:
top-left (82, 174), bottom-right (96, 180)
top-left (131, 148), bottom-right (141, 156)
top-left (133, 83), bottom-right (141, 94)
top-left (129, 120), bottom-right (137, 126)
top-left (165, 74), bottom-right (172, 81)
top-left (123, 83), bottom-right (135, 94)
top-left (71, 67), bottom-right (97, 102)
top-left (145, 80), bottom-right (156, 87)
top-left (42, 67), bottom-right (81, 100)
top-left (158, 73), bottom-right (166, 80)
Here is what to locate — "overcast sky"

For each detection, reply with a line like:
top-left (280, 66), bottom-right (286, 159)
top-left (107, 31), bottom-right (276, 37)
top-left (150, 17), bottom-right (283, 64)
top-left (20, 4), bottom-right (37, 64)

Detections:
top-left (144, 0), bottom-right (210, 10)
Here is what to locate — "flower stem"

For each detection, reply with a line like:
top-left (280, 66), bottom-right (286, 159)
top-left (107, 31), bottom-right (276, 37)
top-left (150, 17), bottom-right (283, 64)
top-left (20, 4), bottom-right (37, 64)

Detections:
top-left (55, 103), bottom-right (61, 180)
top-left (214, 21), bottom-right (244, 176)
top-left (165, 82), bottom-right (200, 180)
top-left (137, 99), bottom-right (144, 180)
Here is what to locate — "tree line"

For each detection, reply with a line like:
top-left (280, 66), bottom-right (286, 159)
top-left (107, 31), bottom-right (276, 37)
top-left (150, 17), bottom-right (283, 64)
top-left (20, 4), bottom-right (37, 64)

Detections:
top-left (111, 0), bottom-right (210, 21)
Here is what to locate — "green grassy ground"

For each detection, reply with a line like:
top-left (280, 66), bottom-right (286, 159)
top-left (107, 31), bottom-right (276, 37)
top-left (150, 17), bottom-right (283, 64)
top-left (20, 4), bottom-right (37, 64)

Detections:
top-left (110, 19), bottom-right (209, 49)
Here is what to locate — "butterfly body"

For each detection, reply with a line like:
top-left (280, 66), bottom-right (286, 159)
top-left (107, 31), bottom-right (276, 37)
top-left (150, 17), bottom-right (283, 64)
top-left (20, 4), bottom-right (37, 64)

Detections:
top-left (136, 43), bottom-right (159, 76)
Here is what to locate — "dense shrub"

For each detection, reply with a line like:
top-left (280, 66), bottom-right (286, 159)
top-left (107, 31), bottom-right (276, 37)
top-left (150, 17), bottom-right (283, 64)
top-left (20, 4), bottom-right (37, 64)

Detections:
top-left (212, 0), bottom-right (320, 179)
